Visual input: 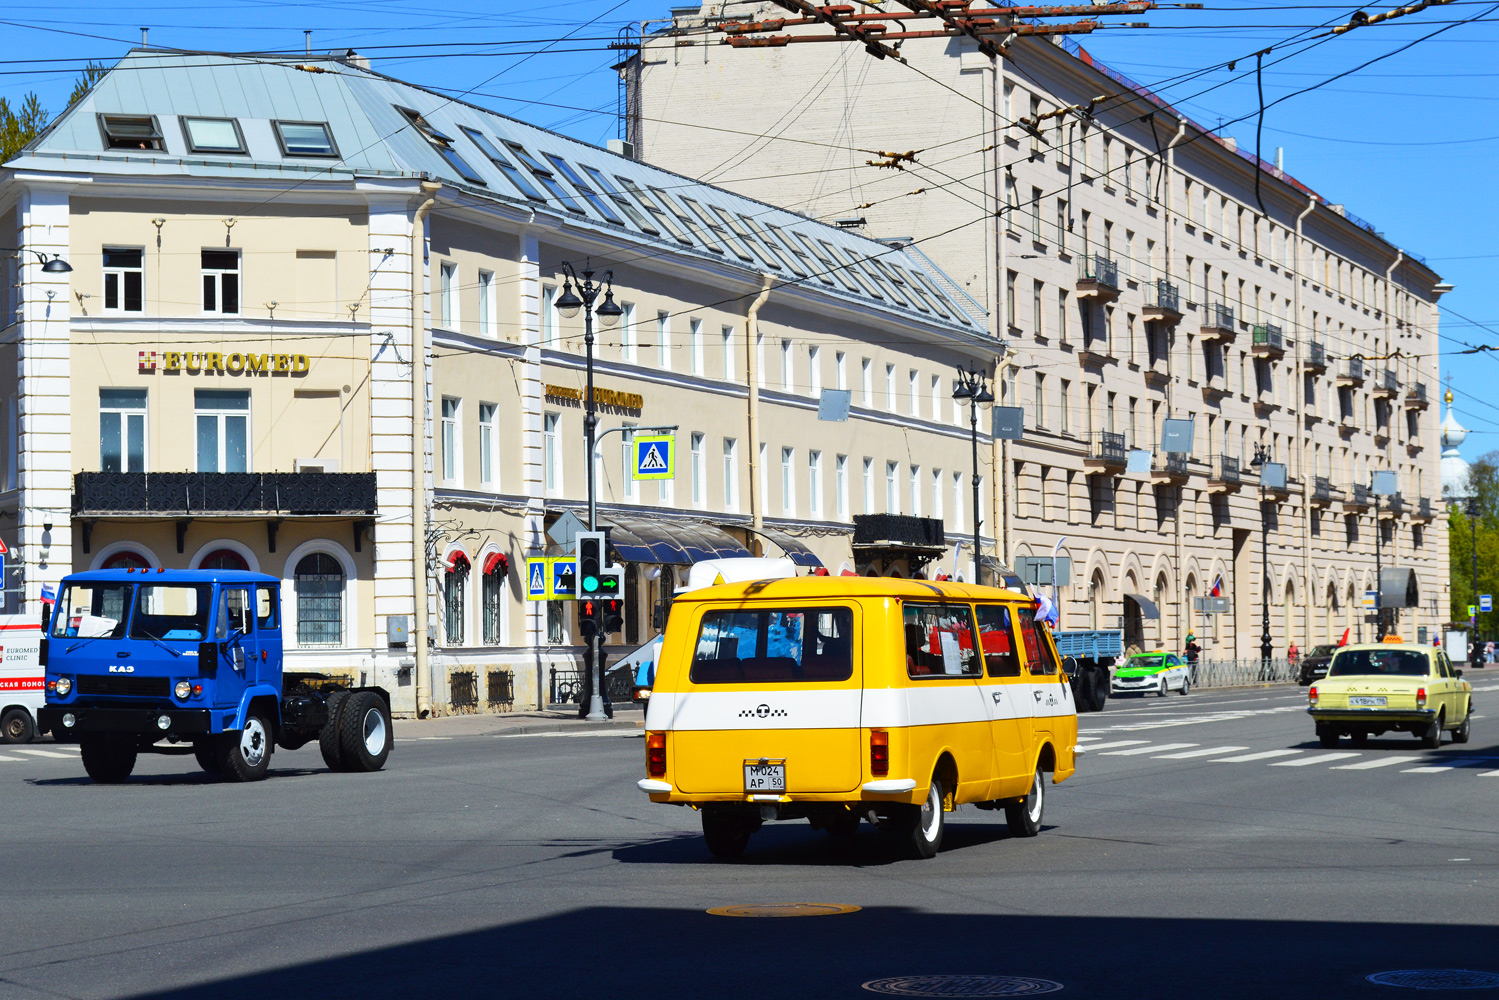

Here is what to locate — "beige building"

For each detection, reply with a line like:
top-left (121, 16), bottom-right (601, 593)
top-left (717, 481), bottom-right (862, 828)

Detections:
top-left (2, 49), bottom-right (1002, 714)
top-left (629, 11), bottom-right (1451, 654)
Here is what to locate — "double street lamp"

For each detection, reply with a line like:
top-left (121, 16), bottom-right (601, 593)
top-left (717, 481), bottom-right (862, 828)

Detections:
top-left (952, 364), bottom-right (994, 586)
top-left (1249, 444), bottom-right (1285, 666)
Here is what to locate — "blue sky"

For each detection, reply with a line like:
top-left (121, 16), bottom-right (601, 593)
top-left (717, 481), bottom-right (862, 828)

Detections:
top-left (4, 0), bottom-right (1495, 461)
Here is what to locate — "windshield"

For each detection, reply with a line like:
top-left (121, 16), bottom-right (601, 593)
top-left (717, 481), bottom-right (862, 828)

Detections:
top-left (1328, 649), bottom-right (1430, 677)
top-left (131, 584), bottom-right (212, 641)
top-left (690, 606), bottom-right (854, 683)
top-left (1127, 655), bottom-right (1167, 669)
top-left (52, 583), bottom-right (133, 639)
top-left (1310, 645), bottom-right (1339, 657)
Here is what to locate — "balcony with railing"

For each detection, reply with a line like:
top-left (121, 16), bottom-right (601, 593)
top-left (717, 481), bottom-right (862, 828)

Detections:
top-left (1207, 454), bottom-right (1242, 492)
top-left (1337, 357), bottom-right (1366, 386)
top-left (1143, 279), bottom-right (1182, 323)
top-left (1404, 381), bottom-right (1429, 410)
top-left (1413, 496), bottom-right (1435, 521)
top-left (1373, 368), bottom-right (1399, 398)
top-left (1377, 492), bottom-right (1404, 518)
top-left (1344, 483), bottom-right (1371, 511)
top-left (1076, 254), bottom-right (1121, 301)
top-left (1084, 430), bottom-right (1129, 472)
top-left (1200, 302), bottom-right (1236, 343)
top-left (1310, 476), bottom-right (1334, 506)
top-left (1151, 450), bottom-right (1190, 483)
top-left (1305, 340), bottom-right (1328, 374)
top-left (1250, 323), bottom-right (1286, 359)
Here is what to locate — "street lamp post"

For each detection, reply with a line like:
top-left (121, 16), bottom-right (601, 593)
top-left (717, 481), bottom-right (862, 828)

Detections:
top-left (952, 365), bottom-right (994, 586)
top-left (1250, 444), bottom-right (1275, 666)
top-left (1467, 496), bottom-right (1480, 642)
top-left (555, 261), bottom-right (622, 722)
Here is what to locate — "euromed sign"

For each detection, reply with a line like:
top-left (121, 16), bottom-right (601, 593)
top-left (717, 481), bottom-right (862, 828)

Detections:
top-left (138, 350), bottom-right (311, 375)
top-left (544, 384), bottom-right (643, 411)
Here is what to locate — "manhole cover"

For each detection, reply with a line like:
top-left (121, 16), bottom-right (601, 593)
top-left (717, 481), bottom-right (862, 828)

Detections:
top-left (1367, 971), bottom-right (1499, 991)
top-left (862, 975), bottom-right (1063, 996)
top-left (706, 902), bottom-right (860, 918)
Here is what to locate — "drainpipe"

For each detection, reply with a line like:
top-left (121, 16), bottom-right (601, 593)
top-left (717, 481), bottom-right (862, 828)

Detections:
top-left (746, 274), bottom-right (773, 535)
top-left (411, 180), bottom-right (440, 718)
top-left (1293, 194), bottom-right (1315, 647)
top-left (1164, 117), bottom-right (1186, 648)
top-left (1382, 249), bottom-right (1405, 602)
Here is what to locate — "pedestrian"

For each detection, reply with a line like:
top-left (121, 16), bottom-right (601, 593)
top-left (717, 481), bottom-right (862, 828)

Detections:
top-left (1288, 642), bottom-right (1300, 666)
top-left (1487, 641), bottom-right (1494, 665)
top-left (1184, 633), bottom-right (1201, 663)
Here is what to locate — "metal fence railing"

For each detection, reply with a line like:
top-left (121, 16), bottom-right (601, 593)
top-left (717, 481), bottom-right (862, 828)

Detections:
top-left (548, 663), bottom-right (635, 707)
top-left (1187, 657), bottom-right (1295, 688)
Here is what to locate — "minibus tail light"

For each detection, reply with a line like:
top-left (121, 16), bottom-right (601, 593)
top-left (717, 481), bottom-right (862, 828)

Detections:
top-left (870, 730), bottom-right (889, 776)
top-left (646, 731), bottom-right (666, 777)
top-left (1416, 687), bottom-right (1427, 709)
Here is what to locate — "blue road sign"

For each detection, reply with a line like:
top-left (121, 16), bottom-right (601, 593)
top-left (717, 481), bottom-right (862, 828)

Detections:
top-left (552, 559), bottom-right (577, 600)
top-left (1482, 594), bottom-right (1493, 613)
top-left (633, 434), bottom-right (674, 480)
top-left (526, 558), bottom-right (549, 601)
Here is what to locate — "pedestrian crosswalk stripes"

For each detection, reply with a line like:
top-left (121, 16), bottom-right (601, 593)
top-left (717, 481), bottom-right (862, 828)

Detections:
top-left (16, 748), bottom-right (75, 758)
top-left (1080, 740), bottom-right (1151, 751)
top-left (1073, 736), bottom-right (1499, 775)
top-left (1102, 743), bottom-right (1197, 756)
top-left (1402, 758), bottom-right (1487, 773)
top-left (1212, 749), bottom-right (1304, 763)
top-left (1154, 746), bottom-right (1250, 758)
top-left (1271, 752), bottom-right (1360, 767)
top-left (1331, 756), bottom-right (1423, 770)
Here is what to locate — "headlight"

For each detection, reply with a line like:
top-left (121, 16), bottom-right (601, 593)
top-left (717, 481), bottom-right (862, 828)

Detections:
top-left (174, 680), bottom-right (192, 700)
top-left (54, 676), bottom-right (72, 696)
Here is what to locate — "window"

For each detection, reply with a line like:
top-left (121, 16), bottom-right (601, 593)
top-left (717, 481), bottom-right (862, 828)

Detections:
top-left (544, 412), bottom-right (561, 494)
top-left (507, 143), bottom-right (585, 213)
top-left (438, 261), bottom-right (457, 328)
top-left (478, 270), bottom-right (495, 337)
top-left (781, 339), bottom-right (794, 391)
top-left (273, 121), bottom-right (338, 157)
top-left (462, 128), bottom-right (545, 201)
top-left (1016, 605), bottom-right (1060, 674)
top-left (1060, 380), bottom-right (1071, 435)
top-left (1006, 270), bottom-right (1017, 328)
top-left (545, 155), bottom-right (622, 223)
top-left (1034, 372), bottom-right (1046, 428)
top-left (100, 388), bottom-right (146, 473)
top-left (904, 604), bottom-right (981, 677)
top-left (620, 302), bottom-right (636, 363)
top-left (759, 443), bottom-right (769, 511)
top-left (885, 364), bottom-right (896, 412)
top-left (1057, 289), bottom-right (1069, 343)
top-left (809, 346), bottom-right (821, 396)
top-left (782, 446), bottom-right (796, 514)
top-left (103, 248), bottom-right (143, 313)
top-left (835, 455), bottom-right (849, 519)
top-left (722, 325), bottom-right (735, 380)
top-left (863, 457), bottom-right (875, 513)
top-left (201, 250), bottom-right (240, 315)
top-left (679, 197), bottom-right (738, 257)
top-left (1057, 198), bottom-right (1068, 249)
top-left (441, 397), bottom-right (461, 483)
top-left (932, 468), bottom-right (943, 521)
top-left (756, 334), bottom-right (765, 387)
top-left (931, 375), bottom-right (942, 422)
top-left (99, 114), bottom-right (164, 151)
top-left (620, 178), bottom-right (690, 243)
top-left (395, 106), bottom-right (485, 185)
top-left (195, 389), bottom-right (248, 473)
top-left (542, 284), bottom-right (558, 346)
top-left (482, 558), bottom-right (508, 645)
top-left (690, 432), bottom-right (705, 508)
top-left (295, 552), bottom-right (344, 645)
top-left (886, 461), bottom-right (899, 513)
top-left (478, 402), bottom-right (497, 488)
top-left (909, 464), bottom-right (921, 517)
top-left (1032, 280), bottom-right (1043, 338)
top-left (1031, 187), bottom-right (1043, 240)
top-left (444, 555), bottom-right (468, 645)
top-left (909, 369), bottom-right (920, 417)
top-left (200, 549), bottom-right (249, 571)
top-left (953, 472), bottom-right (964, 534)
top-left (183, 117), bottom-right (245, 154)
top-left (976, 604), bottom-right (1020, 676)
top-left (723, 437), bottom-right (739, 512)
top-left (689, 318), bottom-right (703, 375)
top-left (657, 310), bottom-right (671, 369)
top-left (577, 165), bottom-right (653, 230)
top-left (862, 358), bottom-right (873, 405)
top-left (836, 352), bottom-right (847, 391)
top-left (808, 450), bottom-right (823, 518)
top-left (689, 607), bottom-right (854, 684)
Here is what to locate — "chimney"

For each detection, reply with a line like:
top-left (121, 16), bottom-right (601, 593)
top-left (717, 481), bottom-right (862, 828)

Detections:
top-left (1275, 147), bottom-right (1284, 172)
top-left (1222, 136), bottom-right (1236, 153)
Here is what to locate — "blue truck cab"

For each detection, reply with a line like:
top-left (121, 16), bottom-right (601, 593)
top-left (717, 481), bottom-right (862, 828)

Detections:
top-left (37, 568), bottom-right (392, 783)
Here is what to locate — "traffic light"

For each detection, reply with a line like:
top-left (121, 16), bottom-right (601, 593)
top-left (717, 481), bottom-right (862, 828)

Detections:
top-left (601, 597), bottom-right (624, 634)
top-left (578, 598), bottom-right (601, 638)
top-left (576, 532), bottom-right (605, 597)
top-left (596, 565), bottom-right (623, 600)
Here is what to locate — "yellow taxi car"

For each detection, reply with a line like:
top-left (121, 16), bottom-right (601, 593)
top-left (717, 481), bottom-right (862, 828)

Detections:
top-left (1308, 640), bottom-right (1473, 749)
top-left (637, 576), bottom-right (1078, 860)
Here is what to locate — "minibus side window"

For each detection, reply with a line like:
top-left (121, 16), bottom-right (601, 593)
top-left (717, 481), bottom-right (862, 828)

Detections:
top-left (1016, 607), bottom-right (1059, 675)
top-left (689, 607), bottom-right (853, 683)
top-left (904, 603), bottom-right (980, 678)
top-left (975, 604), bottom-right (1020, 677)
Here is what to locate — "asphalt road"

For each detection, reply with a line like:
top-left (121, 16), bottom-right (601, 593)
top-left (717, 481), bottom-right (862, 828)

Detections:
top-left (4, 678), bottom-right (1498, 1000)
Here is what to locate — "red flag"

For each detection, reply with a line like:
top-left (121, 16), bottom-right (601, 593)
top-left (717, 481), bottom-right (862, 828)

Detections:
top-left (1338, 627), bottom-right (1350, 647)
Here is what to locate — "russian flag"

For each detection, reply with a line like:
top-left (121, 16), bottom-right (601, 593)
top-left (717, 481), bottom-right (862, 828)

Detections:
top-left (1209, 576), bottom-right (1224, 598)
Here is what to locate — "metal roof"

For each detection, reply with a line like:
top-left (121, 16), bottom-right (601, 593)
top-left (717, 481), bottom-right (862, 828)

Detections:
top-left (13, 49), bottom-right (988, 333)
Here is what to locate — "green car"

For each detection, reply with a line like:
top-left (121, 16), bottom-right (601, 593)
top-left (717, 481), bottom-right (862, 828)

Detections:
top-left (1111, 651), bottom-right (1192, 697)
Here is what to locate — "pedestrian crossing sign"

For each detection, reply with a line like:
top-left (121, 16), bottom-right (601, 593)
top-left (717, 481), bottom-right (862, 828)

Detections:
top-left (526, 558), bottom-right (549, 601)
top-left (551, 559), bottom-right (577, 600)
top-left (632, 434), bottom-right (674, 480)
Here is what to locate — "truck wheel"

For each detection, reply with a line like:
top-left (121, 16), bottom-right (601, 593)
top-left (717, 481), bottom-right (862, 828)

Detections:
top-left (319, 691), bottom-right (352, 772)
top-left (218, 714), bottom-right (272, 782)
top-left (1092, 670), bottom-right (1109, 710)
top-left (1004, 768), bottom-right (1045, 838)
top-left (702, 808), bottom-right (755, 860)
top-left (80, 735), bottom-right (137, 784)
top-left (338, 691), bottom-right (392, 772)
top-left (2, 707), bottom-right (35, 744)
top-left (193, 740), bottom-right (223, 776)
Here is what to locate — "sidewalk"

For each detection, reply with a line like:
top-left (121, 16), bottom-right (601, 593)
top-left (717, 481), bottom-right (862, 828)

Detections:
top-left (392, 706), bottom-right (645, 739)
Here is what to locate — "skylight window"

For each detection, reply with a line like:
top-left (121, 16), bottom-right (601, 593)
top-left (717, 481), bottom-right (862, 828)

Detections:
top-left (617, 178), bottom-right (691, 244)
top-left (713, 207), bottom-right (781, 271)
top-left (273, 121), bottom-right (338, 157)
top-left (909, 270), bottom-right (956, 320)
top-left (825, 243), bottom-right (883, 298)
top-left (545, 155), bottom-right (622, 224)
top-left (581, 166), bottom-right (655, 232)
top-left (506, 142), bottom-right (585, 214)
top-left (651, 186), bottom-right (708, 248)
top-left (762, 224), bottom-right (812, 278)
top-left (682, 198), bottom-right (751, 261)
top-left (396, 107), bottom-right (485, 186)
top-left (738, 215), bottom-right (797, 272)
top-left (99, 115), bottom-right (165, 151)
top-left (182, 117), bottom-right (245, 155)
top-left (867, 257), bottom-right (918, 310)
top-left (786, 232), bottom-right (838, 288)
top-left (813, 239), bottom-right (865, 294)
top-left (460, 127), bottom-right (545, 202)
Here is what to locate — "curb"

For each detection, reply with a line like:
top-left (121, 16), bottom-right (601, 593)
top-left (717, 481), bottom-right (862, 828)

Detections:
top-left (495, 719), bottom-right (644, 737)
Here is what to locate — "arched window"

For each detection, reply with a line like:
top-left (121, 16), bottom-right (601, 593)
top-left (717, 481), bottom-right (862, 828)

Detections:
top-left (444, 553), bottom-right (469, 646)
top-left (295, 552), bottom-right (344, 646)
top-left (102, 550), bottom-right (150, 570)
top-left (481, 552), bottom-right (509, 645)
top-left (200, 548), bottom-right (249, 571)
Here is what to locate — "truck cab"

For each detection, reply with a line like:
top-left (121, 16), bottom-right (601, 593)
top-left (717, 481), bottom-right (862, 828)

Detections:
top-left (38, 568), bottom-right (391, 783)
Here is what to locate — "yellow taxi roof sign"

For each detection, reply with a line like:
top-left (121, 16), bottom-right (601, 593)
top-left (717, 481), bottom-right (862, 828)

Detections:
top-left (1382, 634), bottom-right (1404, 644)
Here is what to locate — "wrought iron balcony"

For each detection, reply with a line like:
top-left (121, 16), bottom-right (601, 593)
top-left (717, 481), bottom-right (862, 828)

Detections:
top-left (1414, 496), bottom-right (1434, 521)
top-left (1377, 492), bottom-right (1404, 518)
top-left (1305, 340), bottom-right (1328, 373)
top-left (1337, 357), bottom-right (1366, 385)
top-left (1143, 279), bottom-right (1181, 320)
top-left (1208, 454), bottom-right (1241, 491)
top-left (1344, 483), bottom-right (1371, 510)
top-left (851, 514), bottom-right (946, 551)
top-left (1076, 255), bottom-right (1121, 303)
top-left (1250, 324), bottom-right (1285, 358)
top-left (1084, 430), bottom-right (1129, 471)
top-left (1310, 476), bottom-right (1334, 506)
top-left (74, 471), bottom-right (378, 516)
top-left (1373, 368), bottom-right (1398, 397)
top-left (1152, 451), bottom-right (1190, 482)
top-left (1404, 381), bottom-right (1428, 410)
top-left (1200, 302), bottom-right (1236, 342)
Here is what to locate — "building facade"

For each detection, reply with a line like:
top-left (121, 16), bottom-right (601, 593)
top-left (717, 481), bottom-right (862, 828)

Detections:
top-left (629, 12), bottom-right (1451, 653)
top-left (2, 49), bottom-right (999, 714)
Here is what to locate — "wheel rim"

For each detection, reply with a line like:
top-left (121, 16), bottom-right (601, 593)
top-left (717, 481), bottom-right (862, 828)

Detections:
top-left (4, 717), bottom-right (22, 739)
top-left (240, 719), bottom-right (267, 767)
top-left (362, 707), bottom-right (388, 756)
top-left (1027, 772), bottom-right (1044, 823)
top-left (920, 782), bottom-right (941, 841)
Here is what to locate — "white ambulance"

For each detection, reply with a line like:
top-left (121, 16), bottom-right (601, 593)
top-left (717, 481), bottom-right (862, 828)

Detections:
top-left (0, 614), bottom-right (44, 743)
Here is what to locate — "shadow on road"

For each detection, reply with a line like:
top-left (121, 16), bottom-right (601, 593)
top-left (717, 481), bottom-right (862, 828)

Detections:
top-left (26, 766), bottom-right (336, 787)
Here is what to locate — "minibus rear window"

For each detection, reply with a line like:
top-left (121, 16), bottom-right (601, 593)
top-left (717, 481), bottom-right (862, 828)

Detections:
top-left (690, 607), bottom-right (854, 683)
top-left (904, 604), bottom-right (981, 678)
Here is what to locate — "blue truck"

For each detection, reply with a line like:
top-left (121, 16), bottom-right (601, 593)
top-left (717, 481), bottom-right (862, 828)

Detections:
top-left (1051, 628), bottom-right (1123, 713)
top-left (36, 568), bottom-right (392, 783)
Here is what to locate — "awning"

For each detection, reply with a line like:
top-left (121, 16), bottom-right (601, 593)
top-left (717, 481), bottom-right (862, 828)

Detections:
top-left (482, 551), bottom-right (508, 575)
top-left (1123, 593), bottom-right (1162, 620)
top-left (742, 525), bottom-right (824, 568)
top-left (595, 514), bottom-right (752, 565)
top-left (444, 550), bottom-right (470, 572)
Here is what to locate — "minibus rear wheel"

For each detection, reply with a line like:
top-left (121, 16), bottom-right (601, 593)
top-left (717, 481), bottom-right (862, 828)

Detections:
top-left (1005, 768), bottom-right (1045, 838)
top-left (702, 807), bottom-right (757, 860)
top-left (888, 775), bottom-right (945, 860)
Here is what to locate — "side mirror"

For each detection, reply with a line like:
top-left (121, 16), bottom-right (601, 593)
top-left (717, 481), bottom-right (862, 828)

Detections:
top-left (1455, 668), bottom-right (1464, 678)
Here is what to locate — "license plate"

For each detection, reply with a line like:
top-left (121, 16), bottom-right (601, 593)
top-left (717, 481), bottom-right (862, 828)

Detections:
top-left (744, 761), bottom-right (786, 793)
top-left (1349, 696), bottom-right (1387, 707)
